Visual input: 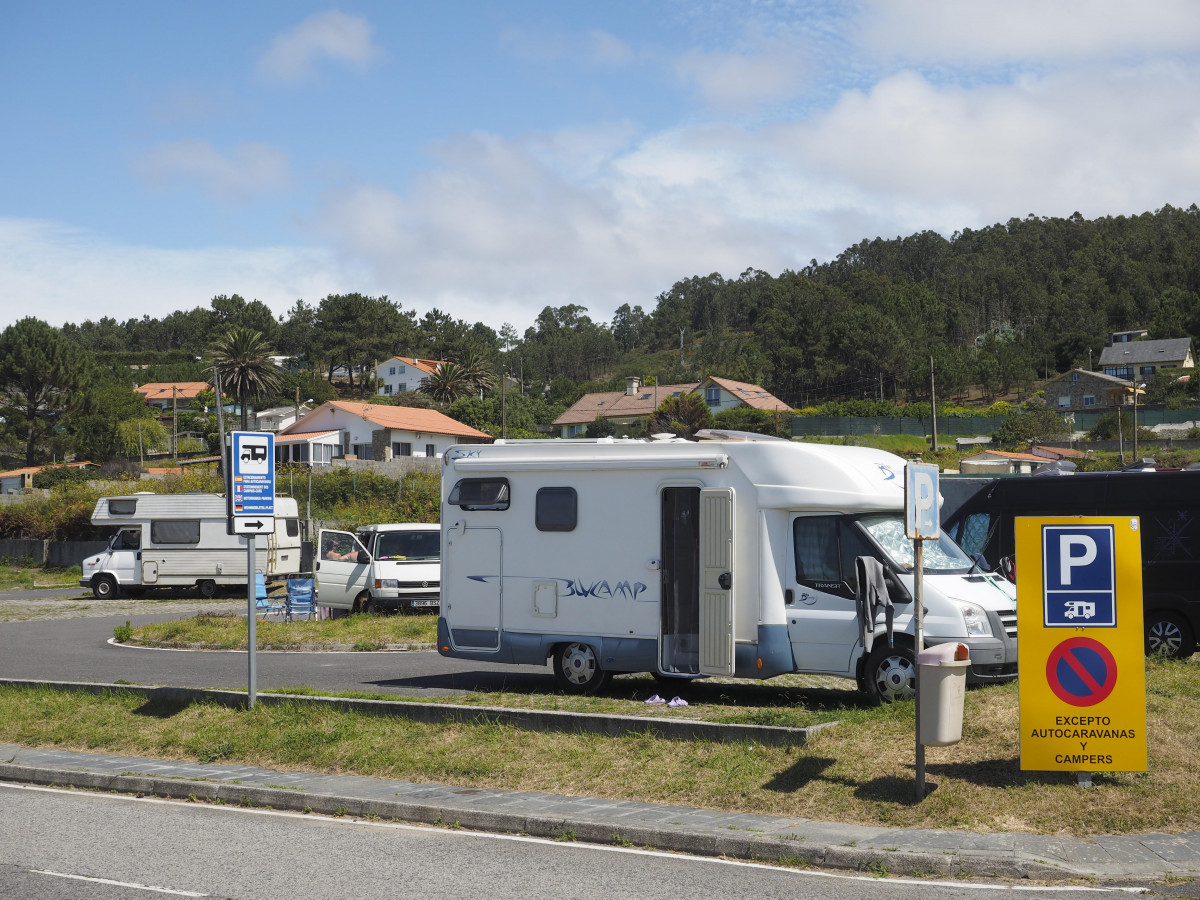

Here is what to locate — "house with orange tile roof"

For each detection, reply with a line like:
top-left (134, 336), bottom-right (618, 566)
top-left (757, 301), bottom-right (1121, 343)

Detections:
top-left (279, 400), bottom-right (491, 462)
top-left (133, 382), bottom-right (210, 410)
top-left (552, 376), bottom-right (790, 438)
top-left (373, 357), bottom-right (448, 398)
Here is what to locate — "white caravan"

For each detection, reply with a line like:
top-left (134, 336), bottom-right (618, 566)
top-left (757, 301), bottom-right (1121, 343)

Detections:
top-left (437, 434), bottom-right (1018, 701)
top-left (80, 493), bottom-right (303, 599)
top-left (315, 523), bottom-right (441, 614)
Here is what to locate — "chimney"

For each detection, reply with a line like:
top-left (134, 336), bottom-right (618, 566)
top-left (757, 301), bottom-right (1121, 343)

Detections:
top-left (625, 376), bottom-right (641, 396)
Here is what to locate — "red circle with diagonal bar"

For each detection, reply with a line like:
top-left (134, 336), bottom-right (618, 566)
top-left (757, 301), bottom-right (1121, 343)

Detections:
top-left (1045, 636), bottom-right (1118, 707)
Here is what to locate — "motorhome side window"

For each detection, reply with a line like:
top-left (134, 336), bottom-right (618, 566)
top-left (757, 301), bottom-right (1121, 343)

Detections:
top-left (284, 518), bottom-right (299, 537)
top-left (535, 487), bottom-right (577, 532)
top-left (150, 520), bottom-right (201, 544)
top-left (793, 516), bottom-right (875, 591)
top-left (107, 499), bottom-right (137, 516)
top-left (448, 478), bottom-right (510, 511)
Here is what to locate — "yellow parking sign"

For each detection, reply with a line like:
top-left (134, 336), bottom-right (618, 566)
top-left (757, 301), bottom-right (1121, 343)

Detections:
top-left (1016, 516), bottom-right (1146, 772)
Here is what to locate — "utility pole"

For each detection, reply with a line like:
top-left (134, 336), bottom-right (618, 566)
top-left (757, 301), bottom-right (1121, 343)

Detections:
top-left (172, 386), bottom-right (178, 462)
top-left (930, 357), bottom-right (938, 454)
top-left (679, 328), bottom-right (685, 369)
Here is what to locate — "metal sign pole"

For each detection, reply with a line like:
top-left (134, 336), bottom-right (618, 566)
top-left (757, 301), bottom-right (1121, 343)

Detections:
top-left (914, 537), bottom-right (925, 801)
top-left (247, 533), bottom-right (257, 708)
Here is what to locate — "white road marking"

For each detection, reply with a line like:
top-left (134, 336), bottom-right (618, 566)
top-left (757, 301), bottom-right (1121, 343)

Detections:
top-left (32, 869), bottom-right (207, 896)
top-left (3, 783), bottom-right (1149, 894)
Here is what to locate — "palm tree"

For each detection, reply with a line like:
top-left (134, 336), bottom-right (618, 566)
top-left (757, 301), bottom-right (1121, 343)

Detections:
top-left (419, 361), bottom-right (471, 403)
top-left (209, 327), bottom-right (283, 430)
top-left (454, 349), bottom-right (497, 396)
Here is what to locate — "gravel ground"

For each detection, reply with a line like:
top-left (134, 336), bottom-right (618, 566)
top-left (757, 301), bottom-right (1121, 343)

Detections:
top-left (0, 587), bottom-right (245, 623)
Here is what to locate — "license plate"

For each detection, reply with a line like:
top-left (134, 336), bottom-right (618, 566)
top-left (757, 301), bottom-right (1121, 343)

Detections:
top-left (410, 600), bottom-right (439, 608)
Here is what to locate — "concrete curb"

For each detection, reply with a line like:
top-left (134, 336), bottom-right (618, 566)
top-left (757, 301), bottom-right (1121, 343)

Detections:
top-left (0, 761), bottom-right (1074, 881)
top-left (0, 678), bottom-right (832, 746)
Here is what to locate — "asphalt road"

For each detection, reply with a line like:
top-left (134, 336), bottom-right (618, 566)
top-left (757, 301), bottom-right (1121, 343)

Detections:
top-left (0, 784), bottom-right (1158, 900)
top-left (0, 606), bottom-right (558, 698)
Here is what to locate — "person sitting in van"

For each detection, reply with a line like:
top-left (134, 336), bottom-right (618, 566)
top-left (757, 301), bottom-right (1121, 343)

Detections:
top-left (324, 537), bottom-right (358, 561)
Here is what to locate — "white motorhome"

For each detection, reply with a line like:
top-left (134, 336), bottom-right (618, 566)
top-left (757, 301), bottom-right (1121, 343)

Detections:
top-left (437, 434), bottom-right (1018, 701)
top-left (315, 523), bottom-right (440, 614)
top-left (80, 493), bottom-right (303, 599)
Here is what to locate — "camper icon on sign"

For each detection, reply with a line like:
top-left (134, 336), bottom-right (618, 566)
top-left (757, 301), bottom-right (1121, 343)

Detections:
top-left (240, 444), bottom-right (266, 463)
top-left (1063, 600), bottom-right (1096, 620)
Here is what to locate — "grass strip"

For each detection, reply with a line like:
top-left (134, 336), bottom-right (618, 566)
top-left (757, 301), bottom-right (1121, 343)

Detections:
top-left (2, 656), bottom-right (1199, 834)
top-left (129, 611), bottom-right (438, 650)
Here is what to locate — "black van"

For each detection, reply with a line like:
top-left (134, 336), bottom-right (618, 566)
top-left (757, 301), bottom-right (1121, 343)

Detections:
top-left (943, 471), bottom-right (1200, 658)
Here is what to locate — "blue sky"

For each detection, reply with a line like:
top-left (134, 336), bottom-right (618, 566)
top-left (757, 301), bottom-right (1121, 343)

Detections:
top-left (3, 1), bottom-right (1200, 336)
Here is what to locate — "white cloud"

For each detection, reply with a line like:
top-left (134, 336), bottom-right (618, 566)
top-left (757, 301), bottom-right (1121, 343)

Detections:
top-left (675, 41), bottom-right (810, 109)
top-left (498, 26), bottom-right (637, 68)
top-left (588, 29), bottom-right (634, 66)
top-left (317, 130), bottom-right (793, 328)
top-left (0, 218), bottom-right (377, 330)
top-left (135, 140), bottom-right (290, 201)
top-left (256, 10), bottom-right (380, 83)
top-left (856, 0), bottom-right (1200, 64)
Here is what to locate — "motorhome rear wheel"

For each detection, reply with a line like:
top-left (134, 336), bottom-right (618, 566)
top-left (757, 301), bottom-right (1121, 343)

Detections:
top-left (553, 643), bottom-right (612, 695)
top-left (197, 580), bottom-right (217, 599)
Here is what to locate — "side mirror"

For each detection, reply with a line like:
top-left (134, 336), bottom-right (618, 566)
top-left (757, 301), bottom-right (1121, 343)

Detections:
top-left (884, 574), bottom-right (912, 604)
top-left (999, 556), bottom-right (1016, 583)
top-left (356, 550), bottom-right (370, 565)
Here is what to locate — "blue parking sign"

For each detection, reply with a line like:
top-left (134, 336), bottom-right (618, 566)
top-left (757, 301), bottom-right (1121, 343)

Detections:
top-left (1042, 524), bottom-right (1116, 627)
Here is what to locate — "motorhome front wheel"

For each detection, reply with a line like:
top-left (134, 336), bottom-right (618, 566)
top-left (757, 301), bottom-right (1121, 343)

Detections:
top-left (553, 643), bottom-right (613, 695)
top-left (866, 643), bottom-right (917, 704)
top-left (91, 575), bottom-right (119, 600)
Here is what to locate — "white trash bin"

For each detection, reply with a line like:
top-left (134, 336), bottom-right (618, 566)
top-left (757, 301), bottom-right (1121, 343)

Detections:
top-left (917, 642), bottom-right (971, 746)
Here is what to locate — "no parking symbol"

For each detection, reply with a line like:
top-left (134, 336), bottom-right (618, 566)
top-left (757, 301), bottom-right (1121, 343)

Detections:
top-left (1045, 636), bottom-right (1117, 707)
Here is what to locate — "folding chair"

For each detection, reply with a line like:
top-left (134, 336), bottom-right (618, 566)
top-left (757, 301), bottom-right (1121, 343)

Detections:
top-left (286, 575), bottom-right (317, 622)
top-left (255, 572), bottom-right (287, 621)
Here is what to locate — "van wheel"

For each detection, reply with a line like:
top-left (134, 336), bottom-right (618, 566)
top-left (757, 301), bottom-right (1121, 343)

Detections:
top-left (865, 641), bottom-right (916, 704)
top-left (92, 575), bottom-right (119, 600)
top-left (197, 580), bottom-right (218, 599)
top-left (352, 592), bottom-right (373, 615)
top-left (553, 643), bottom-right (612, 695)
top-left (1146, 611), bottom-right (1195, 658)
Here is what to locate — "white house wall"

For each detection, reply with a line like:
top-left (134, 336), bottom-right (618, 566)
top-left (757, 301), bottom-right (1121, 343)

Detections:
top-left (375, 360), bottom-right (433, 397)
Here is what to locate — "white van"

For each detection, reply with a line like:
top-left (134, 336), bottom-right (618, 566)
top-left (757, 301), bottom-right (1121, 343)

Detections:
top-left (80, 493), bottom-right (303, 599)
top-left (315, 523), bottom-right (440, 614)
top-left (437, 434), bottom-right (1017, 701)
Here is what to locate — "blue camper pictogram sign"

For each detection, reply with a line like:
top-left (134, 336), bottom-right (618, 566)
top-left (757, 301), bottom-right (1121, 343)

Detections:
top-left (1042, 524), bottom-right (1116, 627)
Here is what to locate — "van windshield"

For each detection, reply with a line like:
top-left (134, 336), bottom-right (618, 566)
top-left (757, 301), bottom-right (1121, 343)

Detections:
top-left (374, 531), bottom-right (440, 561)
top-left (858, 515), bottom-right (975, 574)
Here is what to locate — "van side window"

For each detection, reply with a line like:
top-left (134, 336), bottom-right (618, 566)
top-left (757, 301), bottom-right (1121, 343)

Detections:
top-left (151, 520), bottom-right (201, 544)
top-left (536, 487), bottom-right (577, 532)
top-left (448, 478), bottom-right (510, 511)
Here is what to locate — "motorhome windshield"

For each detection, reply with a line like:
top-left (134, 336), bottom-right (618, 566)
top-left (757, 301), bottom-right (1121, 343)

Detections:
top-left (374, 531), bottom-right (440, 561)
top-left (858, 514), bottom-right (975, 574)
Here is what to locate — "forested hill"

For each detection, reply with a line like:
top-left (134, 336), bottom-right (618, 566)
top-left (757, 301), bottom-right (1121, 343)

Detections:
top-left (58, 205), bottom-right (1200, 408)
top-left (631, 205), bottom-right (1200, 406)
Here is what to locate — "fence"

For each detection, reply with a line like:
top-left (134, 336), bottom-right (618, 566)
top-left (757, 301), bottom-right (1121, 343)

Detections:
top-left (0, 539), bottom-right (108, 567)
top-left (791, 408), bottom-right (1200, 439)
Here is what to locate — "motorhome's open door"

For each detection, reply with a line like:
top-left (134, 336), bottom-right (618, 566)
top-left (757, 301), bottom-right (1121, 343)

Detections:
top-left (699, 487), bottom-right (735, 675)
